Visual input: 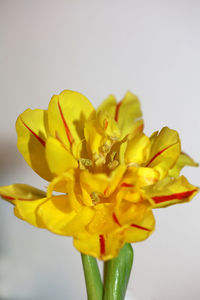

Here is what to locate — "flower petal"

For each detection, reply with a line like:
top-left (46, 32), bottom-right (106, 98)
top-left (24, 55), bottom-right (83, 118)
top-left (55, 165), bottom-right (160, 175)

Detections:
top-left (47, 171), bottom-right (82, 211)
top-left (16, 109), bottom-right (53, 181)
top-left (146, 176), bottom-right (199, 208)
top-left (122, 166), bottom-right (159, 187)
top-left (97, 94), bottom-right (117, 116)
top-left (104, 165), bottom-right (127, 197)
top-left (115, 199), bottom-right (151, 226)
top-left (146, 127), bottom-right (181, 179)
top-left (87, 203), bottom-right (117, 234)
top-left (123, 210), bottom-right (155, 243)
top-left (84, 118), bottom-right (105, 162)
top-left (36, 195), bottom-right (77, 234)
top-left (97, 91), bottom-right (143, 139)
top-left (0, 184), bottom-right (46, 201)
top-left (47, 90), bottom-right (94, 151)
top-left (14, 198), bottom-right (47, 227)
top-left (37, 196), bottom-right (94, 236)
top-left (169, 152), bottom-right (198, 177)
top-left (114, 91), bottom-right (143, 139)
top-left (0, 184), bottom-right (46, 227)
top-left (125, 133), bottom-right (151, 165)
top-left (45, 136), bottom-right (78, 175)
top-left (73, 232), bottom-right (124, 260)
top-left (80, 171), bottom-right (109, 196)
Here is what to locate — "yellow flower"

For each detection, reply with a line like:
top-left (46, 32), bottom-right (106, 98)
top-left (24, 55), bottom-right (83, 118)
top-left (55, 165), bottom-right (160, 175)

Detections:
top-left (0, 90), bottom-right (198, 260)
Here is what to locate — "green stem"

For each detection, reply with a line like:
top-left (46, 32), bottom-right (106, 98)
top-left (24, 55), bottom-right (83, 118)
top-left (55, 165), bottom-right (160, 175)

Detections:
top-left (103, 244), bottom-right (134, 300)
top-left (81, 253), bottom-right (103, 300)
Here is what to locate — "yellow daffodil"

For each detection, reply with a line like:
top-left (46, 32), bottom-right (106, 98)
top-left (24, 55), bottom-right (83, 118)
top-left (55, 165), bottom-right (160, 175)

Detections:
top-left (0, 90), bottom-right (198, 260)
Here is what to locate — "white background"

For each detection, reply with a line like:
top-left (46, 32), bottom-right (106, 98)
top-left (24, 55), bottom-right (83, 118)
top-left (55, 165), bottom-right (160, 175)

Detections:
top-left (0, 1), bottom-right (200, 299)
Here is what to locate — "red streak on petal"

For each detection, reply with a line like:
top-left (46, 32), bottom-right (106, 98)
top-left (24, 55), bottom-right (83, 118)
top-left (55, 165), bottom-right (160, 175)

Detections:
top-left (146, 144), bottom-right (173, 167)
top-left (112, 213), bottom-right (121, 226)
top-left (57, 100), bottom-right (74, 145)
top-left (131, 224), bottom-right (151, 231)
top-left (104, 187), bottom-right (109, 196)
top-left (0, 194), bottom-right (30, 201)
top-left (99, 234), bottom-right (106, 256)
top-left (121, 183), bottom-right (134, 188)
top-left (105, 119), bottom-right (108, 129)
top-left (21, 120), bottom-right (46, 147)
top-left (152, 189), bottom-right (197, 204)
top-left (1, 195), bottom-right (15, 200)
top-left (115, 100), bottom-right (123, 122)
top-left (137, 123), bottom-right (144, 133)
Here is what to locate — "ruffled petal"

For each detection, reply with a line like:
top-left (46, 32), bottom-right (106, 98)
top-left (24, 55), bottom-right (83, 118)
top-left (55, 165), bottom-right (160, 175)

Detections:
top-left (16, 109), bottom-right (53, 181)
top-left (45, 136), bottom-right (78, 175)
top-left (146, 176), bottom-right (199, 208)
top-left (47, 90), bottom-right (94, 152)
top-left (122, 166), bottom-right (159, 187)
top-left (47, 171), bottom-right (82, 211)
top-left (0, 184), bottom-right (46, 227)
top-left (146, 127), bottom-right (181, 179)
top-left (74, 199), bottom-right (153, 260)
top-left (169, 152), bottom-right (198, 177)
top-left (80, 165), bottom-right (127, 199)
top-left (114, 197), bottom-right (151, 226)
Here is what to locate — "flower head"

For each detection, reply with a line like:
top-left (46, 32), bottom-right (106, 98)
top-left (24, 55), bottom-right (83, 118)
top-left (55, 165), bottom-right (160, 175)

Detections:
top-left (0, 90), bottom-right (198, 260)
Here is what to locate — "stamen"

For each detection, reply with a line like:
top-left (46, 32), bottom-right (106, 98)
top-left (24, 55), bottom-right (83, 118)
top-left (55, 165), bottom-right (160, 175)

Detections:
top-left (93, 153), bottom-right (106, 166)
top-left (102, 143), bottom-right (110, 153)
top-left (108, 160), bottom-right (119, 170)
top-left (79, 158), bottom-right (93, 167)
top-left (110, 151), bottom-right (117, 162)
top-left (90, 192), bottom-right (100, 205)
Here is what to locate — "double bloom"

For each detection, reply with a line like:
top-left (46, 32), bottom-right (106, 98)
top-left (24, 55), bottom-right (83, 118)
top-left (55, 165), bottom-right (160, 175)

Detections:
top-left (0, 90), bottom-right (198, 260)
